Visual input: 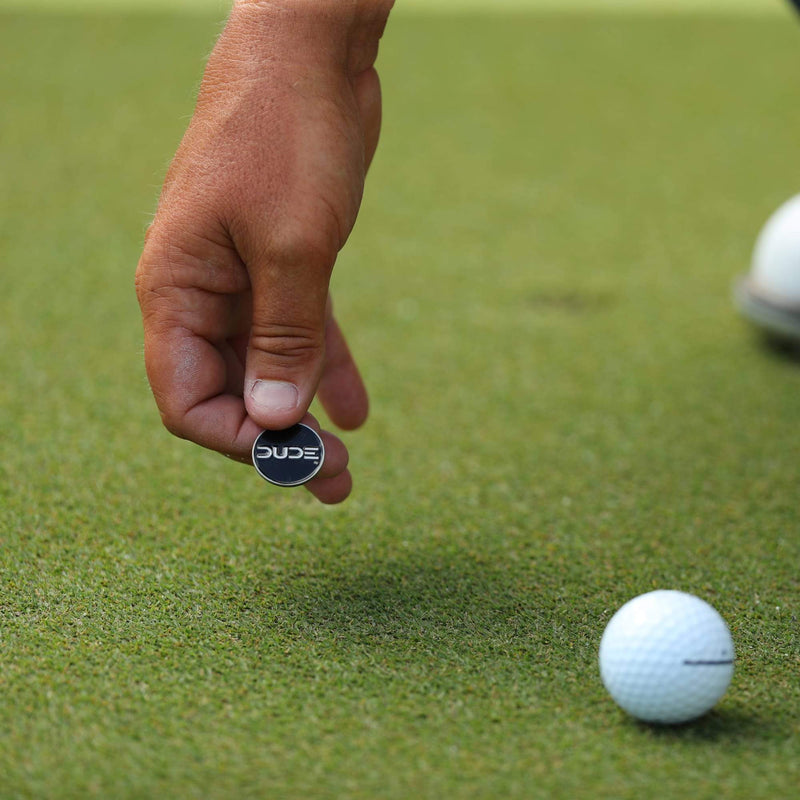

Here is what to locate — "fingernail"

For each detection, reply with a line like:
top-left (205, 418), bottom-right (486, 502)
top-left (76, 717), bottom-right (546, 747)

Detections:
top-left (249, 380), bottom-right (299, 414)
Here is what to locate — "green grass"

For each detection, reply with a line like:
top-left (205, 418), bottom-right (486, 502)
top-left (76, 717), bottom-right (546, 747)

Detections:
top-left (1, 7), bottom-right (799, 799)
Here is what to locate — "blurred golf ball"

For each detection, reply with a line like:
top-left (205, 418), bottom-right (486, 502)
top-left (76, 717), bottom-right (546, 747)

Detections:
top-left (750, 194), bottom-right (800, 304)
top-left (599, 590), bottom-right (734, 725)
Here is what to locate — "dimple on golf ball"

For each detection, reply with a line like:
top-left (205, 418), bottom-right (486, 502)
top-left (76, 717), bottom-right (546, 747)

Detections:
top-left (599, 590), bottom-right (734, 725)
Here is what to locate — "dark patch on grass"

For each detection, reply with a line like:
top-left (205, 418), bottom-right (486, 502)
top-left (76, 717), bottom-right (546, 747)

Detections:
top-left (526, 289), bottom-right (617, 314)
top-left (635, 707), bottom-right (789, 745)
top-left (262, 553), bottom-right (543, 661)
top-left (760, 333), bottom-right (800, 365)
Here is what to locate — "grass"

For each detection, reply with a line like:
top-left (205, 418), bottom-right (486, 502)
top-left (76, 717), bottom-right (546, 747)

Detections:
top-left (1, 6), bottom-right (799, 799)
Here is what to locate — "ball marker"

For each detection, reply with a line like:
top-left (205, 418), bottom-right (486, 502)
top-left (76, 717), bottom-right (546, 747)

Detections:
top-left (252, 424), bottom-right (325, 487)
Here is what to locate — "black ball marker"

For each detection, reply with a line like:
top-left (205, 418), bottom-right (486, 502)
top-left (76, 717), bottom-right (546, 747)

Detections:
top-left (252, 424), bottom-right (325, 487)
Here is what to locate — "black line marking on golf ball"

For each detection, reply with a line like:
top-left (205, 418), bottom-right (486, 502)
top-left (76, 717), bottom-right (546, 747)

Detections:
top-left (682, 660), bottom-right (735, 666)
top-left (252, 424), bottom-right (325, 487)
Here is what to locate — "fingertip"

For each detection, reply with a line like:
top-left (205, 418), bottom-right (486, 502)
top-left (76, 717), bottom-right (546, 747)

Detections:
top-left (317, 428), bottom-right (350, 477)
top-left (331, 396), bottom-right (369, 431)
top-left (246, 378), bottom-right (307, 430)
top-left (300, 420), bottom-right (352, 502)
top-left (319, 310), bottom-right (369, 431)
top-left (307, 470), bottom-right (353, 504)
top-left (317, 361), bottom-right (369, 430)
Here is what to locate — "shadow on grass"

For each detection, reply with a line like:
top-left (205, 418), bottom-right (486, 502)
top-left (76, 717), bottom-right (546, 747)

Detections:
top-left (251, 546), bottom-right (603, 687)
top-left (271, 554), bottom-right (533, 643)
top-left (760, 333), bottom-right (800, 365)
top-left (635, 706), bottom-right (788, 745)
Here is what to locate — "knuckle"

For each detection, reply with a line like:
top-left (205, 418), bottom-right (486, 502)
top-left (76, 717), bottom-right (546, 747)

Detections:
top-left (161, 411), bottom-right (188, 440)
top-left (256, 204), bottom-right (343, 274)
top-left (264, 231), bottom-right (338, 277)
top-left (137, 283), bottom-right (183, 334)
top-left (150, 389), bottom-right (190, 440)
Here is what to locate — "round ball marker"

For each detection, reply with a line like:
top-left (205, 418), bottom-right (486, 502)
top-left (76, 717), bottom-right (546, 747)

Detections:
top-left (252, 424), bottom-right (325, 487)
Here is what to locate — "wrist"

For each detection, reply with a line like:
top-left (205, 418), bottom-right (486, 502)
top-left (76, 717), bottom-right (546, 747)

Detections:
top-left (231, 0), bottom-right (393, 73)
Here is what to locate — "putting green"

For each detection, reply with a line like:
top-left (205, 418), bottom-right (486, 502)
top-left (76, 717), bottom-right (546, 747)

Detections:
top-left (0, 4), bottom-right (798, 800)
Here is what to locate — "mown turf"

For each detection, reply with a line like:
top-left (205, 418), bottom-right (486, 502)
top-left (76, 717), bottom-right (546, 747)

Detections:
top-left (1, 7), bottom-right (799, 799)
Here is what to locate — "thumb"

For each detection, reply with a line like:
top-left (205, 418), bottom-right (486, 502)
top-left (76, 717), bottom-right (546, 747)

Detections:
top-left (243, 256), bottom-right (330, 431)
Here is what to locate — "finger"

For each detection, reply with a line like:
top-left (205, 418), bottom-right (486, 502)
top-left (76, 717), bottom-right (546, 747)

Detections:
top-left (294, 414), bottom-right (352, 503)
top-left (137, 231), bottom-right (261, 461)
top-left (242, 258), bottom-right (331, 431)
top-left (318, 305), bottom-right (369, 431)
top-left (306, 470), bottom-right (353, 505)
top-left (146, 323), bottom-right (263, 460)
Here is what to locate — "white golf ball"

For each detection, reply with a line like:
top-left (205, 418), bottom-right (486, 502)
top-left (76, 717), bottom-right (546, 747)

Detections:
top-left (750, 193), bottom-right (800, 304)
top-left (599, 590), bottom-right (734, 725)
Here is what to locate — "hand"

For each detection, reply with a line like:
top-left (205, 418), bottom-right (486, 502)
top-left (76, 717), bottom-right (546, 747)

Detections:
top-left (135, 0), bottom-right (393, 503)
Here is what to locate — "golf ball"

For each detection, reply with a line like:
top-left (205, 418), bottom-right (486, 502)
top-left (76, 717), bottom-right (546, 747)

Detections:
top-left (599, 590), bottom-right (734, 725)
top-left (750, 193), bottom-right (800, 304)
